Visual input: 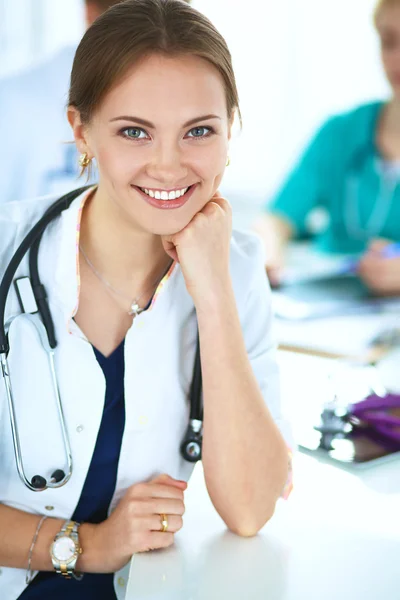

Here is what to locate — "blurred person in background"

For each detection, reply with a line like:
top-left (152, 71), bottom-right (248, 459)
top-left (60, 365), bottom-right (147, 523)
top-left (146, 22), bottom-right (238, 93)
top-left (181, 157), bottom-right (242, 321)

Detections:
top-left (0, 1), bottom-right (125, 204)
top-left (254, 0), bottom-right (400, 296)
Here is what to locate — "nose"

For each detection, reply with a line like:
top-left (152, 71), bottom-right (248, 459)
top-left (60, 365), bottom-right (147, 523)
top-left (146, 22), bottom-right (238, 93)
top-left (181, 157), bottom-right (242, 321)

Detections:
top-left (146, 141), bottom-right (188, 186)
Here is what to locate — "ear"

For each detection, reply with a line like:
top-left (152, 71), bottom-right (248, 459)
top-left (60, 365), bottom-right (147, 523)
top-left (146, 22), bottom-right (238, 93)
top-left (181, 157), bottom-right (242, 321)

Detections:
top-left (67, 107), bottom-right (93, 158)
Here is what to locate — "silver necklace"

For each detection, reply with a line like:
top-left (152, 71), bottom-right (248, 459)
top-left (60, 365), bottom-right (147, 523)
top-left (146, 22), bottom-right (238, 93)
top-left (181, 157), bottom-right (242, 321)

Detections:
top-left (79, 244), bottom-right (171, 317)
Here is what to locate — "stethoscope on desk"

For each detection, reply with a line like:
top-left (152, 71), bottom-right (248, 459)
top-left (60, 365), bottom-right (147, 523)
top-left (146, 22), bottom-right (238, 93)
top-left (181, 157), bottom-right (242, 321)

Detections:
top-left (314, 359), bottom-right (400, 450)
top-left (315, 393), bottom-right (400, 450)
top-left (0, 186), bottom-right (203, 493)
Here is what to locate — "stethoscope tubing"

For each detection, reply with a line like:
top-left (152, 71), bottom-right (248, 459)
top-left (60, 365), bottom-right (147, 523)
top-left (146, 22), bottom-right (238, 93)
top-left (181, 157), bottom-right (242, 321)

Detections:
top-left (0, 186), bottom-right (92, 355)
top-left (0, 186), bottom-right (203, 491)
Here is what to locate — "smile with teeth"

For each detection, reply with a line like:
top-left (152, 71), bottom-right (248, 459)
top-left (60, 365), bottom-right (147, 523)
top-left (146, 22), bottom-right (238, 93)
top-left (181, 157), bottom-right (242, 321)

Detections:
top-left (138, 186), bottom-right (191, 200)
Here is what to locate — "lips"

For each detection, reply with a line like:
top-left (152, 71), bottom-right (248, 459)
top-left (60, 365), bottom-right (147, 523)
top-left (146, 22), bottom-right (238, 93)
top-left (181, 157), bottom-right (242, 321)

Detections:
top-left (132, 183), bottom-right (197, 210)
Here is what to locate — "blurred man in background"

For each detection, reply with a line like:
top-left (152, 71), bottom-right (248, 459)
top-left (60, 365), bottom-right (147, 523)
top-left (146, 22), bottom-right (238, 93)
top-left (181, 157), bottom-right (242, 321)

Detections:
top-left (0, 1), bottom-right (125, 203)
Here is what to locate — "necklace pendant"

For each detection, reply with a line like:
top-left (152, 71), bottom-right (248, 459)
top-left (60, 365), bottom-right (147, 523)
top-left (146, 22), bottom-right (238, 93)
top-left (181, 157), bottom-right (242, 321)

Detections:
top-left (129, 302), bottom-right (143, 317)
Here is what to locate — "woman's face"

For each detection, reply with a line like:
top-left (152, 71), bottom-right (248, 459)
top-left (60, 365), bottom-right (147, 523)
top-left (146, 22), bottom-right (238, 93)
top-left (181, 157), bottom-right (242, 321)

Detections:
top-left (377, 5), bottom-right (400, 96)
top-left (80, 54), bottom-right (232, 236)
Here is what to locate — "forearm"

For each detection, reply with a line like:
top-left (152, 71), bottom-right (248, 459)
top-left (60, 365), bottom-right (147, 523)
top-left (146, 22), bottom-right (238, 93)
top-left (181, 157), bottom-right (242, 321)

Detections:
top-left (0, 504), bottom-right (97, 572)
top-left (197, 286), bottom-right (289, 537)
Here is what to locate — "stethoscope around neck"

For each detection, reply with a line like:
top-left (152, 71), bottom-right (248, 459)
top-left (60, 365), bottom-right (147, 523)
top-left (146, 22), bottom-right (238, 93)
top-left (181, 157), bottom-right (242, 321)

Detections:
top-left (0, 186), bottom-right (203, 493)
top-left (344, 148), bottom-right (400, 242)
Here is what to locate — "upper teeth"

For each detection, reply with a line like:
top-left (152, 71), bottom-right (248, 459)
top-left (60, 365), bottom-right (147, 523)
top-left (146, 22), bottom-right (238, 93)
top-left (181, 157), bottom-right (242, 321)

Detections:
top-left (141, 187), bottom-right (189, 200)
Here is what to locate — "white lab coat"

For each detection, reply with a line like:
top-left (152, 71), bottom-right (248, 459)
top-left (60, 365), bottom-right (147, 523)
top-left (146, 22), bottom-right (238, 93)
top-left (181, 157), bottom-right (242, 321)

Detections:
top-left (0, 187), bottom-right (293, 599)
top-left (0, 47), bottom-right (96, 204)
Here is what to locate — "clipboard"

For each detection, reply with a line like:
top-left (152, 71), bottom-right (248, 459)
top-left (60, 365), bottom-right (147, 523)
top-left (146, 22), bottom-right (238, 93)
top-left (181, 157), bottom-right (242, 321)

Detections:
top-left (272, 274), bottom-right (400, 321)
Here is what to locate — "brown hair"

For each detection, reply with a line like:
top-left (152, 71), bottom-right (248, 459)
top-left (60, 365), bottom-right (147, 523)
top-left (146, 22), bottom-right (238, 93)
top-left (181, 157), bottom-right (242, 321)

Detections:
top-left (374, 0), bottom-right (400, 24)
top-left (69, 0), bottom-right (240, 125)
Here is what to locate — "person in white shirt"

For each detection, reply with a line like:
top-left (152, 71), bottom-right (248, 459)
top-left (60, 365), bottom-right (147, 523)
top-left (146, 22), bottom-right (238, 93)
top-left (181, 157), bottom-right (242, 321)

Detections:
top-left (0, 1), bottom-right (293, 599)
top-left (0, 0), bottom-right (125, 204)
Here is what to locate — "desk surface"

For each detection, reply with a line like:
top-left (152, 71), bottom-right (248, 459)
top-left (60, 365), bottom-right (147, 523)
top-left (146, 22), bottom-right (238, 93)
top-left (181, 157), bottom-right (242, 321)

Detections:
top-left (127, 452), bottom-right (400, 600)
top-left (126, 351), bottom-right (400, 600)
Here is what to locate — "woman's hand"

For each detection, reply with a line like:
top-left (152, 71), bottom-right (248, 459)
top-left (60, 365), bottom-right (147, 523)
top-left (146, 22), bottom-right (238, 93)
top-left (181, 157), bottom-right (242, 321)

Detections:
top-left (358, 239), bottom-right (400, 296)
top-left (80, 474), bottom-right (187, 574)
top-left (161, 191), bottom-right (233, 309)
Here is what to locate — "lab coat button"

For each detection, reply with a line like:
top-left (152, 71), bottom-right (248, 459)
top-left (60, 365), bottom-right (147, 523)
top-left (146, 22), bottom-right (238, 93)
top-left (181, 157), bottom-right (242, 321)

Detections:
top-left (138, 415), bottom-right (148, 425)
top-left (45, 506), bottom-right (54, 511)
top-left (118, 577), bottom-right (126, 587)
top-left (76, 425), bottom-right (84, 433)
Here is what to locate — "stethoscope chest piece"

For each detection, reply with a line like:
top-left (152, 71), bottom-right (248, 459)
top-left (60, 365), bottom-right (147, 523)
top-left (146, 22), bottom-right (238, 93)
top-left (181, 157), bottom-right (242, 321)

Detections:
top-left (180, 419), bottom-right (203, 463)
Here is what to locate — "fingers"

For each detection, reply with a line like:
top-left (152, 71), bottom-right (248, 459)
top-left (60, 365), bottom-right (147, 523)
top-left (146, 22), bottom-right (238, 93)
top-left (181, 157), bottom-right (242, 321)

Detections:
top-left (147, 484), bottom-right (186, 500)
top-left (366, 238), bottom-right (392, 254)
top-left (150, 474), bottom-right (188, 490)
top-left (160, 239), bottom-right (179, 263)
top-left (358, 256), bottom-right (400, 294)
top-left (203, 196), bottom-right (231, 215)
top-left (147, 514), bottom-right (183, 533)
top-left (143, 532), bottom-right (175, 552)
top-left (130, 497), bottom-right (185, 517)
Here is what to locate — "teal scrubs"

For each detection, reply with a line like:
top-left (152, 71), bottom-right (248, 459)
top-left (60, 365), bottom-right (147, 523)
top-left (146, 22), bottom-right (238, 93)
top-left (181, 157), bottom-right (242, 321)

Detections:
top-left (269, 101), bottom-right (400, 254)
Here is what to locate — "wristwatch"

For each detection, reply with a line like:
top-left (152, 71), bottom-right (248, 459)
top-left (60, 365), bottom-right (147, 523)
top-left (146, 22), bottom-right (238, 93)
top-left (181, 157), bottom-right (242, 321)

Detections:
top-left (50, 521), bottom-right (83, 580)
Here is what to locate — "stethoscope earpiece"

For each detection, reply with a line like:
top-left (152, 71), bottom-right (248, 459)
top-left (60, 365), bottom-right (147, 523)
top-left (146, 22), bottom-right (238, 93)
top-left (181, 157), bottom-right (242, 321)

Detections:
top-left (31, 469), bottom-right (67, 491)
top-left (51, 469), bottom-right (66, 484)
top-left (31, 475), bottom-right (47, 490)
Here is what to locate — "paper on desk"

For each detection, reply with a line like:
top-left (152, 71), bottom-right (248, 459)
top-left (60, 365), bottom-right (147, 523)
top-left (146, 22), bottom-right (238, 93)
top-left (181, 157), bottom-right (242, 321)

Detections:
top-left (272, 243), bottom-right (400, 359)
top-left (274, 312), bottom-right (400, 360)
top-left (280, 243), bottom-right (356, 285)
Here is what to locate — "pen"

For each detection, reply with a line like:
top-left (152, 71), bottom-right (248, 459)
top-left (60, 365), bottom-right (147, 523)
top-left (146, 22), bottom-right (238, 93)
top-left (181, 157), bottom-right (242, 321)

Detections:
top-left (278, 242), bottom-right (400, 287)
top-left (379, 241), bottom-right (400, 259)
top-left (343, 241), bottom-right (400, 274)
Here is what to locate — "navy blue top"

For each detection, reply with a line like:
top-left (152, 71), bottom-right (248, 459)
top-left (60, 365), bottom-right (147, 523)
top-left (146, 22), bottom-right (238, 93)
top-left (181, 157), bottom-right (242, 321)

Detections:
top-left (19, 339), bottom-right (126, 600)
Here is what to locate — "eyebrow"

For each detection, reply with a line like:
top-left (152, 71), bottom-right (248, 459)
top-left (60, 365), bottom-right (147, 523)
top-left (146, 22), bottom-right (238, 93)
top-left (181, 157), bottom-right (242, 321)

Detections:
top-left (109, 114), bottom-right (222, 128)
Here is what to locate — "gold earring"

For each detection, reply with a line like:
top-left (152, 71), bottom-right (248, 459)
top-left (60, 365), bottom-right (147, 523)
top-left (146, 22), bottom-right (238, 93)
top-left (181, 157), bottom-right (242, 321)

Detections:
top-left (79, 153), bottom-right (91, 168)
top-left (226, 156), bottom-right (231, 167)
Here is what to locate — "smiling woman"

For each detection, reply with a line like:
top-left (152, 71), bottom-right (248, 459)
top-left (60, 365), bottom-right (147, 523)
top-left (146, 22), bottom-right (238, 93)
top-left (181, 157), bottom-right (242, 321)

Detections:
top-left (0, 2), bottom-right (293, 599)
top-left (69, 53), bottom-right (232, 238)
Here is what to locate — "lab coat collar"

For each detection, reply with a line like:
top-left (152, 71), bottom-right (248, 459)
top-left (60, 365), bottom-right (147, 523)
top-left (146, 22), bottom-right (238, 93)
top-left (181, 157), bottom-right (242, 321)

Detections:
top-left (52, 186), bottom-right (95, 327)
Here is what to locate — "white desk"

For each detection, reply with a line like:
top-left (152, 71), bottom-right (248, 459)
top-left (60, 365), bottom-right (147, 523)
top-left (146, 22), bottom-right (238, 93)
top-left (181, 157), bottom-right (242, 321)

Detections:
top-left (126, 456), bottom-right (400, 600)
top-left (126, 352), bottom-right (400, 600)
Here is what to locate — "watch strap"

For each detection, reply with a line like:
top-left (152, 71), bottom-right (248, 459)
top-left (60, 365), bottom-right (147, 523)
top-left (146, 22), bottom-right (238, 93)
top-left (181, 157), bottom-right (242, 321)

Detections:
top-left (60, 520), bottom-right (80, 535)
top-left (52, 520), bottom-right (83, 580)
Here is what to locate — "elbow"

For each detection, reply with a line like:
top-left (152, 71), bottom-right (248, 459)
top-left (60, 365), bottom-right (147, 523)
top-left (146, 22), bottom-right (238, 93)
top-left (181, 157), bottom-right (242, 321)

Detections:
top-left (226, 503), bottom-right (276, 538)
top-left (228, 522), bottom-right (259, 538)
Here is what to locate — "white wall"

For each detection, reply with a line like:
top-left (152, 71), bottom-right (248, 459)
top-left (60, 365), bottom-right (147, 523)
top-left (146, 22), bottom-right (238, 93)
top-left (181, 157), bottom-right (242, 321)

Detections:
top-left (0, 0), bottom-right (83, 77)
top-left (0, 0), bottom-right (391, 220)
top-left (198, 0), bottom-right (390, 215)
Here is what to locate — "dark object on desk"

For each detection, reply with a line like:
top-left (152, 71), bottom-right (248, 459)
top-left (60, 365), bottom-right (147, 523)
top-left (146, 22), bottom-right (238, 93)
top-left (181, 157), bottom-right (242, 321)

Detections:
top-left (272, 274), bottom-right (400, 320)
top-left (299, 393), bottom-right (400, 467)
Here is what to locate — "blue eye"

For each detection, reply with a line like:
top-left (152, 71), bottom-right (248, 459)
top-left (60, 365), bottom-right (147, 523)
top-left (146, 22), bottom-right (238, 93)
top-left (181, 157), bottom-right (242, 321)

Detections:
top-left (187, 126), bottom-right (213, 139)
top-left (120, 127), bottom-right (148, 140)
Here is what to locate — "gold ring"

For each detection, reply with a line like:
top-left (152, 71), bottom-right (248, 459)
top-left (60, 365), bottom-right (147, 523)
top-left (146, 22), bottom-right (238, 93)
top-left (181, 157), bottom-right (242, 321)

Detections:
top-left (160, 514), bottom-right (168, 533)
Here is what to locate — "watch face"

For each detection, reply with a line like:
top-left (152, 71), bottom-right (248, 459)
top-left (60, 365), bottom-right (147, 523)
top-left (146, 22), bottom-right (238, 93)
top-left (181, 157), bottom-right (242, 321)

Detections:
top-left (53, 537), bottom-right (76, 562)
